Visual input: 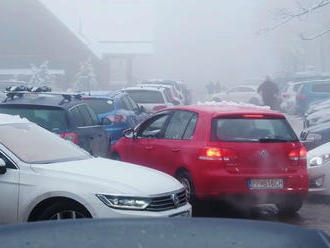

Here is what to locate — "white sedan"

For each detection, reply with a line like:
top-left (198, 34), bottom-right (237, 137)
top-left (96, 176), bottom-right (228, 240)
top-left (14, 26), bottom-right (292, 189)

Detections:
top-left (211, 85), bottom-right (262, 105)
top-left (0, 114), bottom-right (191, 224)
top-left (307, 142), bottom-right (330, 195)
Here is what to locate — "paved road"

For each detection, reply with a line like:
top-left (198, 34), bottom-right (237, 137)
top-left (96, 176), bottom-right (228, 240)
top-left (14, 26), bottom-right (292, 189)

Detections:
top-left (193, 201), bottom-right (330, 235)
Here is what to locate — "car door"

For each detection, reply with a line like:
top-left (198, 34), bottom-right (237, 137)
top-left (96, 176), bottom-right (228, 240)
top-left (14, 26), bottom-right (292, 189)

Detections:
top-left (155, 110), bottom-right (198, 174)
top-left (0, 148), bottom-right (19, 224)
top-left (127, 113), bottom-right (170, 168)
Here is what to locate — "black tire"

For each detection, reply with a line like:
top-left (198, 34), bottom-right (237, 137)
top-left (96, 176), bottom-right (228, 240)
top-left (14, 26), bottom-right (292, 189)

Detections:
top-left (277, 196), bottom-right (304, 216)
top-left (35, 201), bottom-right (91, 221)
top-left (175, 171), bottom-right (195, 202)
top-left (111, 153), bottom-right (121, 161)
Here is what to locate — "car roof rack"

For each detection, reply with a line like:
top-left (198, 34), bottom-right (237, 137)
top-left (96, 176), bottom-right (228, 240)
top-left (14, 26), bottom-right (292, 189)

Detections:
top-left (4, 90), bottom-right (82, 102)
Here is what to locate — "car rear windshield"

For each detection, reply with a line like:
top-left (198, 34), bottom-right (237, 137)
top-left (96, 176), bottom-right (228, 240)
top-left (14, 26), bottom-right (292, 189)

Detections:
top-left (126, 90), bottom-right (165, 104)
top-left (82, 99), bottom-right (114, 115)
top-left (211, 117), bottom-right (298, 142)
top-left (0, 105), bottom-right (68, 132)
top-left (0, 123), bottom-right (91, 164)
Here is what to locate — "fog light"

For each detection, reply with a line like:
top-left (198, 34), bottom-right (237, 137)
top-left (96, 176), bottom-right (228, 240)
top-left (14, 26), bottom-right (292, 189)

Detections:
top-left (315, 176), bottom-right (325, 188)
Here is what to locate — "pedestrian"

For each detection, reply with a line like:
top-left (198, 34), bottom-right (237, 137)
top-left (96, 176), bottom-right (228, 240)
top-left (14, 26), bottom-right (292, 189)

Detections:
top-left (257, 76), bottom-right (280, 110)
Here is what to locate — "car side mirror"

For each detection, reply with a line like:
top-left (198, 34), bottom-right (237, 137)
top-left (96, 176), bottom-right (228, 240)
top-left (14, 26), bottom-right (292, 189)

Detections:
top-left (0, 158), bottom-right (7, 175)
top-left (123, 128), bottom-right (137, 139)
top-left (101, 117), bottom-right (112, 126)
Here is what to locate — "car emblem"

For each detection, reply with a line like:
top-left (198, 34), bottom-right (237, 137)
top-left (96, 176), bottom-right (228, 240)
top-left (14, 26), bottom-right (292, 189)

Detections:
top-left (171, 193), bottom-right (180, 208)
top-left (259, 150), bottom-right (269, 159)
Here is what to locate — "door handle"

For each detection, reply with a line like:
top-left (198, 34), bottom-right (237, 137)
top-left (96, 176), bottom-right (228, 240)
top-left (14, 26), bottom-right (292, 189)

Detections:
top-left (172, 148), bottom-right (181, 152)
top-left (145, 146), bottom-right (153, 150)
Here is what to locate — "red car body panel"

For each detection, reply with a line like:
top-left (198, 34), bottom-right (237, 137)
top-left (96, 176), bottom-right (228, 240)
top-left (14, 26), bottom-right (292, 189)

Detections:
top-left (112, 105), bottom-right (309, 202)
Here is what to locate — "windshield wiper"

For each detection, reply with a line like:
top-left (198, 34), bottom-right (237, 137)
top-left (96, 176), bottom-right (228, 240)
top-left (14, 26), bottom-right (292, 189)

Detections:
top-left (258, 138), bottom-right (288, 143)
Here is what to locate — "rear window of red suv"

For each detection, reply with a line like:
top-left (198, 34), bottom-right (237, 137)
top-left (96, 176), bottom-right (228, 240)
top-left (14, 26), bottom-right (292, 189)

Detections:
top-left (211, 117), bottom-right (298, 142)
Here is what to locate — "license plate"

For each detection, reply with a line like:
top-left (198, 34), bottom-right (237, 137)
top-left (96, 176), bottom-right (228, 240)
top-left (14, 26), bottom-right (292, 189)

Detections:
top-left (248, 179), bottom-right (283, 190)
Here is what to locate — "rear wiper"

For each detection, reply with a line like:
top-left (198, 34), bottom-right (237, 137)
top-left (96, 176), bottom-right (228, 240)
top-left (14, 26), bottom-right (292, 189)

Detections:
top-left (258, 138), bottom-right (288, 143)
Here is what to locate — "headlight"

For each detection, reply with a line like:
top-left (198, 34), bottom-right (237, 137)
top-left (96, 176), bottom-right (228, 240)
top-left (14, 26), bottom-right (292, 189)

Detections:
top-left (96, 194), bottom-right (151, 210)
top-left (309, 154), bottom-right (330, 167)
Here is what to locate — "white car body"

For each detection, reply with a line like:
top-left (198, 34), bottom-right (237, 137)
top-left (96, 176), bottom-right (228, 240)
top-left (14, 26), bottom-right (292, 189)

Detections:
top-left (0, 114), bottom-right (191, 224)
top-left (123, 86), bottom-right (174, 113)
top-left (307, 142), bottom-right (330, 195)
top-left (211, 85), bottom-right (262, 105)
top-left (280, 82), bottom-right (303, 114)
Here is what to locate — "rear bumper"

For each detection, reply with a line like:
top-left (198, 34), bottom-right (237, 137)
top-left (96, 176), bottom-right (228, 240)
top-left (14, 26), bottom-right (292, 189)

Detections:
top-left (193, 170), bottom-right (309, 201)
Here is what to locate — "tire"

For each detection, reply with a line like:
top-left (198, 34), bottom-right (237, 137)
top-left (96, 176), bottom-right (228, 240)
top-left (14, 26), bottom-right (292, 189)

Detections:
top-left (175, 171), bottom-right (195, 202)
top-left (35, 201), bottom-right (91, 221)
top-left (277, 196), bottom-right (304, 216)
top-left (111, 153), bottom-right (121, 161)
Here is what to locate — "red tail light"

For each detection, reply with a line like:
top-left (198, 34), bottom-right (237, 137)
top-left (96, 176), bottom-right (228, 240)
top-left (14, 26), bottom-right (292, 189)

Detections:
top-left (288, 147), bottom-right (306, 161)
top-left (296, 94), bottom-right (306, 101)
top-left (153, 105), bottom-right (167, 111)
top-left (59, 133), bottom-right (79, 144)
top-left (242, 114), bottom-right (264, 118)
top-left (198, 147), bottom-right (238, 163)
top-left (106, 114), bottom-right (127, 124)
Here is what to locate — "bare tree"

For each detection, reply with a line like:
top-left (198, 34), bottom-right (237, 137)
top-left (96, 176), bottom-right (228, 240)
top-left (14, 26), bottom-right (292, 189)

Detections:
top-left (259, 0), bottom-right (330, 40)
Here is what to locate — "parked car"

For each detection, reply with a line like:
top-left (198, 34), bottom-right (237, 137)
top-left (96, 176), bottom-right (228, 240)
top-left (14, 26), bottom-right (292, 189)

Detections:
top-left (112, 104), bottom-right (308, 214)
top-left (295, 79), bottom-right (330, 115)
top-left (141, 79), bottom-right (186, 104)
top-left (304, 108), bottom-right (330, 128)
top-left (0, 91), bottom-right (5, 102)
top-left (0, 114), bottom-right (191, 224)
top-left (300, 122), bottom-right (329, 151)
top-left (307, 142), bottom-right (330, 195)
top-left (211, 85), bottom-right (262, 105)
top-left (137, 83), bottom-right (182, 105)
top-left (0, 80), bottom-right (27, 92)
top-left (0, 90), bottom-right (110, 157)
top-left (122, 86), bottom-right (174, 113)
top-left (81, 91), bottom-right (149, 144)
top-left (280, 82), bottom-right (302, 114)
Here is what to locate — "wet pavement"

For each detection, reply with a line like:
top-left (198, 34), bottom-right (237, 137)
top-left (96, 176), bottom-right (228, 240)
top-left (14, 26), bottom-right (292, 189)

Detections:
top-left (193, 200), bottom-right (330, 235)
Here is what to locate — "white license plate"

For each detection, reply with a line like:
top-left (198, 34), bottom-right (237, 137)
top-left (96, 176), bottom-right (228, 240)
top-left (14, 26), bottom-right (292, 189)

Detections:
top-left (248, 179), bottom-right (283, 190)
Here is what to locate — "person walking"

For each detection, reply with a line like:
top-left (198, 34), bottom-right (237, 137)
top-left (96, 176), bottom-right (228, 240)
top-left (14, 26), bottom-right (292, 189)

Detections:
top-left (257, 76), bottom-right (280, 110)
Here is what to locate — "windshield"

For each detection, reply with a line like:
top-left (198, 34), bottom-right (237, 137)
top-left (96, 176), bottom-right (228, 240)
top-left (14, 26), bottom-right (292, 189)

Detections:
top-left (82, 99), bottom-right (114, 115)
top-left (125, 90), bottom-right (164, 104)
top-left (0, 123), bottom-right (91, 163)
top-left (212, 118), bottom-right (298, 142)
top-left (0, 106), bottom-right (68, 132)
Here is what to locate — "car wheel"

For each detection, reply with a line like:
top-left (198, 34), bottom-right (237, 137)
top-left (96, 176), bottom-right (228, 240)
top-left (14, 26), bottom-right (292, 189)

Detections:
top-left (175, 171), bottom-right (195, 202)
top-left (277, 196), bottom-right (304, 216)
top-left (36, 201), bottom-right (91, 221)
top-left (111, 153), bottom-right (121, 161)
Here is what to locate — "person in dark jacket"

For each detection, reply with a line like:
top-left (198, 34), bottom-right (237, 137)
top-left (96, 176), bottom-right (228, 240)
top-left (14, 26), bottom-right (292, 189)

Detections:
top-left (258, 76), bottom-right (280, 110)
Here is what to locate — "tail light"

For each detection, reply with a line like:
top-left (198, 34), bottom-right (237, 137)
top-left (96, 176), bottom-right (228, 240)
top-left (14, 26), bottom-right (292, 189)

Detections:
top-left (296, 94), bottom-right (306, 101)
top-left (153, 105), bottom-right (167, 111)
top-left (198, 147), bottom-right (238, 163)
top-left (288, 147), bottom-right (307, 161)
top-left (59, 133), bottom-right (79, 144)
top-left (106, 114), bottom-right (127, 124)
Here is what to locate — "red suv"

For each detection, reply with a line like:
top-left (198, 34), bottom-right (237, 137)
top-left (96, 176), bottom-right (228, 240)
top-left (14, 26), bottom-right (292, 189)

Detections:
top-left (112, 105), bottom-right (309, 214)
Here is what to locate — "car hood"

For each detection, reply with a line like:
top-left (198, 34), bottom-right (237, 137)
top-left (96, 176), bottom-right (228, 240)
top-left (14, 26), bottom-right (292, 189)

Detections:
top-left (31, 158), bottom-right (182, 196)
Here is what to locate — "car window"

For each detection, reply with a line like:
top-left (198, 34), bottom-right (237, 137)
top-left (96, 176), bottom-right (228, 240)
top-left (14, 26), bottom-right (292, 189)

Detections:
top-left (139, 114), bottom-right (169, 138)
top-left (126, 90), bottom-right (165, 104)
top-left (212, 118), bottom-right (298, 142)
top-left (0, 151), bottom-right (15, 169)
top-left (0, 106), bottom-right (68, 132)
top-left (86, 106), bottom-right (99, 125)
top-left (183, 114), bottom-right (198, 139)
top-left (69, 106), bottom-right (85, 127)
top-left (293, 84), bottom-right (302, 92)
top-left (78, 105), bottom-right (94, 126)
top-left (123, 96), bottom-right (134, 111)
top-left (126, 95), bottom-right (139, 111)
top-left (164, 111), bottom-right (195, 139)
top-left (311, 82), bottom-right (330, 93)
top-left (82, 99), bottom-right (114, 115)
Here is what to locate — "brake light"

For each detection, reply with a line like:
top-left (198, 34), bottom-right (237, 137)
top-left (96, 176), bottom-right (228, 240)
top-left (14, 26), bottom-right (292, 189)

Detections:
top-left (153, 105), bottom-right (167, 111)
top-left (242, 114), bottom-right (264, 118)
top-left (59, 133), bottom-right (79, 144)
top-left (198, 147), bottom-right (237, 162)
top-left (288, 147), bottom-right (306, 161)
top-left (106, 114), bottom-right (127, 124)
top-left (296, 94), bottom-right (306, 100)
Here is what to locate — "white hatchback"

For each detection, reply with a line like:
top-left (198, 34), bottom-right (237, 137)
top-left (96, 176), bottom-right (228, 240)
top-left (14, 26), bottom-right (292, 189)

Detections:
top-left (0, 114), bottom-right (191, 224)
